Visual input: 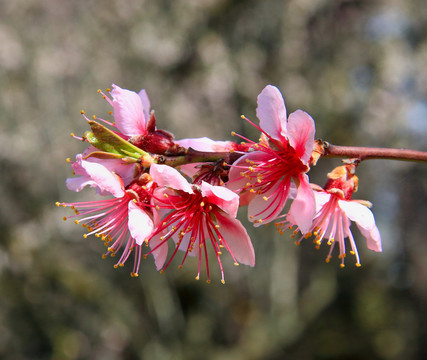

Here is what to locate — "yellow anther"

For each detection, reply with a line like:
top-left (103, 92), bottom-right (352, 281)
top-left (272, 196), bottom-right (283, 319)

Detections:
top-left (119, 263), bottom-right (124, 267)
top-left (221, 279), bottom-right (225, 284)
top-left (231, 131), bottom-right (236, 136)
top-left (263, 196), bottom-right (268, 201)
top-left (340, 263), bottom-right (345, 268)
top-left (356, 262), bottom-right (361, 267)
top-left (102, 254), bottom-right (107, 259)
top-left (92, 115), bottom-right (96, 120)
top-left (217, 251), bottom-right (222, 255)
top-left (160, 270), bottom-right (165, 274)
top-left (62, 216), bottom-right (67, 221)
top-left (195, 276), bottom-right (200, 281)
top-left (97, 89), bottom-right (101, 93)
top-left (106, 88), bottom-right (111, 92)
top-left (215, 224), bottom-right (220, 228)
top-left (163, 193), bottom-right (168, 198)
top-left (80, 109), bottom-right (85, 114)
top-left (206, 280), bottom-right (211, 284)
top-left (114, 264), bottom-right (118, 269)
top-left (234, 262), bottom-right (239, 266)
top-left (200, 201), bottom-right (205, 207)
top-left (178, 265), bottom-right (183, 269)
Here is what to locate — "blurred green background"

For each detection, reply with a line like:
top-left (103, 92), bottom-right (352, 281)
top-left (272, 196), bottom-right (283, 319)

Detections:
top-left (1, 0), bottom-right (426, 359)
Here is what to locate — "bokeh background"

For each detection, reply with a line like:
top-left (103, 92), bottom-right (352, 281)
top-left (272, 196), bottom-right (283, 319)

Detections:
top-left (1, 0), bottom-right (426, 359)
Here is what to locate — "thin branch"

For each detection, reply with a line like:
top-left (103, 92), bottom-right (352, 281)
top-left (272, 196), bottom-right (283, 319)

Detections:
top-left (321, 141), bottom-right (427, 163)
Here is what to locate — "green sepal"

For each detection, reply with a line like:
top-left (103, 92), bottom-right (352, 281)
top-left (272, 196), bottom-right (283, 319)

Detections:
top-left (85, 120), bottom-right (151, 162)
top-left (83, 151), bottom-right (125, 160)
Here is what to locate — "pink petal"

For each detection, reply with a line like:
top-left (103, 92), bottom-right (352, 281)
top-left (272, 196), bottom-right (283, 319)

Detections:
top-left (287, 174), bottom-right (315, 233)
top-left (65, 177), bottom-right (96, 193)
top-left (177, 163), bottom-right (201, 179)
top-left (215, 211), bottom-right (255, 266)
top-left (338, 200), bottom-right (382, 252)
top-left (256, 85), bottom-right (287, 140)
top-left (200, 181), bottom-right (239, 218)
top-left (91, 158), bottom-right (136, 187)
top-left (287, 110), bottom-right (316, 164)
top-left (150, 163), bottom-right (193, 194)
top-left (111, 84), bottom-right (148, 136)
top-left (128, 201), bottom-right (154, 246)
top-left (313, 190), bottom-right (331, 212)
top-left (67, 157), bottom-right (125, 197)
top-left (175, 137), bottom-right (232, 152)
top-left (138, 89), bottom-right (151, 121)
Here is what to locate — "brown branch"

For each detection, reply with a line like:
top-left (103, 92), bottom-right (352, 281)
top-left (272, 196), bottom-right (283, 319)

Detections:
top-left (321, 141), bottom-right (427, 163)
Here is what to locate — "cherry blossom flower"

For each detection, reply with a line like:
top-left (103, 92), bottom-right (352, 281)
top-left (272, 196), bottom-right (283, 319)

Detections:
top-left (279, 162), bottom-right (382, 267)
top-left (228, 85), bottom-right (316, 233)
top-left (144, 164), bottom-right (255, 284)
top-left (59, 159), bottom-right (159, 276)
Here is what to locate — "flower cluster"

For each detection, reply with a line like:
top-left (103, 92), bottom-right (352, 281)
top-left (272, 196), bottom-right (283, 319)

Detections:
top-left (58, 84), bottom-right (382, 282)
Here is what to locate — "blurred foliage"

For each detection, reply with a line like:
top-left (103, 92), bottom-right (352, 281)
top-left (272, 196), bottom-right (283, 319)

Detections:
top-left (0, 0), bottom-right (426, 359)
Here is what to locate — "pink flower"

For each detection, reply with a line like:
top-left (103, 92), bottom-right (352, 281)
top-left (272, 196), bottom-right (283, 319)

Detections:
top-left (228, 85), bottom-right (316, 233)
top-left (297, 189), bottom-right (382, 267)
top-left (279, 162), bottom-right (382, 267)
top-left (145, 164), bottom-right (255, 284)
top-left (59, 160), bottom-right (159, 276)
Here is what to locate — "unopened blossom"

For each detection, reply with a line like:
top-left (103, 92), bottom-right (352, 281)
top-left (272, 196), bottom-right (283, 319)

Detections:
top-left (144, 164), bottom-right (255, 284)
top-left (228, 85), bottom-right (316, 233)
top-left (279, 162), bottom-right (382, 267)
top-left (59, 158), bottom-right (159, 276)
